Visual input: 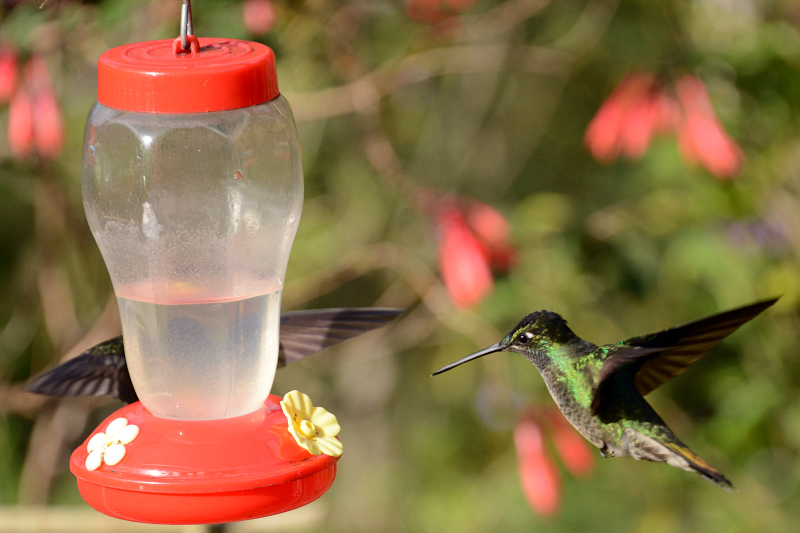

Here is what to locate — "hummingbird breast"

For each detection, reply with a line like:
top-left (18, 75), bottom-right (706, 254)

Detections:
top-left (537, 360), bottom-right (608, 451)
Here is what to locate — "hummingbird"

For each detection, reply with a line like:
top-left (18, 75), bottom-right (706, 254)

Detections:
top-left (433, 298), bottom-right (779, 491)
top-left (26, 307), bottom-right (403, 404)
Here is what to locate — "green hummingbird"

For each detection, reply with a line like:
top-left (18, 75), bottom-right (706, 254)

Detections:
top-left (26, 307), bottom-right (402, 404)
top-left (433, 298), bottom-right (779, 491)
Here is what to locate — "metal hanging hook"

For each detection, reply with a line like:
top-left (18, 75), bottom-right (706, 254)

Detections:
top-left (180, 0), bottom-right (194, 51)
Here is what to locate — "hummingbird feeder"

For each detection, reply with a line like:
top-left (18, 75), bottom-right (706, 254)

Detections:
top-left (70, 1), bottom-right (340, 523)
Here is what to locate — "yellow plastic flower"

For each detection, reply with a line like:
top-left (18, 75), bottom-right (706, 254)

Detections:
top-left (281, 390), bottom-right (342, 457)
top-left (85, 417), bottom-right (139, 471)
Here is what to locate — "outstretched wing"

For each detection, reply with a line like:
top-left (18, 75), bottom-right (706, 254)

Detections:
top-left (591, 298), bottom-right (778, 415)
top-left (278, 308), bottom-right (403, 365)
top-left (24, 336), bottom-right (138, 403)
top-left (25, 308), bottom-right (404, 404)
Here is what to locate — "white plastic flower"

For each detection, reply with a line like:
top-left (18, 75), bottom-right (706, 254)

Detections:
top-left (85, 417), bottom-right (140, 471)
top-left (281, 390), bottom-right (342, 457)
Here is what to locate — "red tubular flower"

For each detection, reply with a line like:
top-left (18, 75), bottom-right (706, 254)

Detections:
top-left (242, 0), bottom-right (276, 36)
top-left (406, 0), bottom-right (446, 24)
top-left (545, 410), bottom-right (595, 477)
top-left (437, 205), bottom-right (493, 308)
top-left (32, 88), bottom-right (64, 160)
top-left (675, 75), bottom-right (743, 179)
top-left (433, 196), bottom-right (516, 308)
top-left (585, 73), bottom-right (665, 163)
top-left (464, 201), bottom-right (516, 273)
top-left (24, 55), bottom-right (64, 160)
top-left (442, 0), bottom-right (477, 10)
top-left (513, 407), bottom-right (595, 517)
top-left (514, 415), bottom-right (561, 517)
top-left (617, 91), bottom-right (662, 159)
top-left (0, 45), bottom-right (18, 105)
top-left (8, 85), bottom-right (34, 159)
top-left (586, 71), bottom-right (744, 179)
top-left (405, 0), bottom-right (476, 24)
top-left (583, 80), bottom-right (628, 162)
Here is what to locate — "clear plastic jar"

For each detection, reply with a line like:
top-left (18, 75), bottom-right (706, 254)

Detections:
top-left (82, 39), bottom-right (303, 420)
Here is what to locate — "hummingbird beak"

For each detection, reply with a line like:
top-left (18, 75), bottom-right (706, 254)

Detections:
top-left (432, 343), bottom-right (508, 376)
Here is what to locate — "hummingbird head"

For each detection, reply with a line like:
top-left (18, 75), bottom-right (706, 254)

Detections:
top-left (432, 310), bottom-right (574, 375)
top-left (501, 310), bottom-right (572, 354)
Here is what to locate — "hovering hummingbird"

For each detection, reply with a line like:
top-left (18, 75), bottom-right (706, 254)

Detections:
top-left (433, 298), bottom-right (779, 491)
top-left (26, 308), bottom-right (403, 404)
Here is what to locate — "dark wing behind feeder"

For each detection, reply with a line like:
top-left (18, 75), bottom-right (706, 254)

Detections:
top-left (24, 336), bottom-right (139, 403)
top-left (278, 308), bottom-right (404, 366)
top-left (25, 307), bottom-right (404, 403)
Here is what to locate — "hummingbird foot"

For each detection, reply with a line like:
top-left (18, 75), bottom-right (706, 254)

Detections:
top-left (599, 444), bottom-right (614, 458)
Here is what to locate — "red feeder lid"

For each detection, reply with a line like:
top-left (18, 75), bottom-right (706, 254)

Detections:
top-left (70, 396), bottom-right (339, 524)
top-left (98, 36), bottom-right (279, 113)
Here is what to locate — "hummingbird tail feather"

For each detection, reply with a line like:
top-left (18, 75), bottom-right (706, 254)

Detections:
top-left (660, 441), bottom-right (736, 492)
top-left (624, 430), bottom-right (735, 492)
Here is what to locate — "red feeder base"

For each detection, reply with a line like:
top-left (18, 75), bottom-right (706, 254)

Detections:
top-left (70, 395), bottom-right (338, 524)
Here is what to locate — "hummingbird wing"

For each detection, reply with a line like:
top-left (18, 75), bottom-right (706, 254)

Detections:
top-left (25, 307), bottom-right (403, 404)
top-left (591, 298), bottom-right (778, 415)
top-left (278, 308), bottom-right (404, 366)
top-left (23, 336), bottom-right (139, 403)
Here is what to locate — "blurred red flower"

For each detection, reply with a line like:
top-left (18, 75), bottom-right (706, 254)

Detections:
top-left (544, 409), bottom-right (595, 477)
top-left (514, 408), bottom-right (595, 517)
top-left (463, 201), bottom-right (516, 274)
top-left (243, 0), bottom-right (276, 36)
top-left (26, 55), bottom-right (64, 160)
top-left (405, 0), bottom-right (476, 24)
top-left (584, 73), bottom-right (674, 163)
top-left (585, 71), bottom-right (743, 179)
top-left (435, 198), bottom-right (516, 308)
top-left (0, 45), bottom-right (18, 105)
top-left (675, 75), bottom-right (743, 180)
top-left (31, 88), bottom-right (64, 160)
top-left (514, 414), bottom-right (561, 517)
top-left (8, 84), bottom-right (34, 159)
top-left (437, 205), bottom-right (493, 308)
top-left (6, 54), bottom-right (64, 161)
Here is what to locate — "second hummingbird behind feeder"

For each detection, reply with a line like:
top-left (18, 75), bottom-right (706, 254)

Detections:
top-left (434, 298), bottom-right (779, 490)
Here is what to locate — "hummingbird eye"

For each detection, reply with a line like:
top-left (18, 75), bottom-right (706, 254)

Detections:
top-left (517, 332), bottom-right (533, 345)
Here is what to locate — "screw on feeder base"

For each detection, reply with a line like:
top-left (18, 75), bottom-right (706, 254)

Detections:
top-left (180, 0), bottom-right (194, 52)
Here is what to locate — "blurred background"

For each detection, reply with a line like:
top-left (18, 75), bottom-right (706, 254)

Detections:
top-left (1, 0), bottom-right (800, 531)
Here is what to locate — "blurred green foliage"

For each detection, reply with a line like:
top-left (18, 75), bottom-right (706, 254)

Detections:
top-left (1, 0), bottom-right (800, 531)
